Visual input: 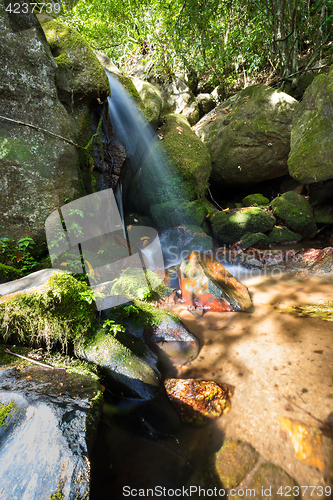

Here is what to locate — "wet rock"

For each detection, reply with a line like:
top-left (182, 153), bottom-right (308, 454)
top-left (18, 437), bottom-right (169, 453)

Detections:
top-left (77, 328), bottom-right (161, 400)
top-left (159, 226), bottom-right (213, 267)
top-left (271, 191), bottom-right (317, 237)
top-left (210, 207), bottom-right (276, 245)
top-left (246, 463), bottom-right (299, 500)
top-left (0, 363), bottom-right (102, 500)
top-left (197, 93), bottom-right (216, 115)
top-left (179, 251), bottom-right (254, 312)
top-left (144, 318), bottom-right (200, 370)
top-left (288, 65), bottom-right (333, 184)
top-left (164, 378), bottom-right (232, 426)
top-left (204, 440), bottom-right (259, 489)
top-left (194, 85), bottom-right (297, 186)
top-left (314, 205), bottom-right (333, 224)
top-left (309, 179), bottom-right (333, 207)
top-left (237, 233), bottom-right (270, 248)
top-left (133, 77), bottom-right (163, 129)
top-left (150, 198), bottom-right (212, 231)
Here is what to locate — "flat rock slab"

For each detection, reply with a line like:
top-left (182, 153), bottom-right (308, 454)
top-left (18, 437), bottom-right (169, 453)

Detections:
top-left (0, 269), bottom-right (58, 298)
top-left (0, 363), bottom-right (101, 500)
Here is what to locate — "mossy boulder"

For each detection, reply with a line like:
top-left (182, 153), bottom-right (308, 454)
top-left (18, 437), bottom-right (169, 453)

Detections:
top-left (0, 7), bottom-right (84, 246)
top-left (126, 114), bottom-right (212, 214)
top-left (194, 85), bottom-right (297, 186)
top-left (210, 207), bottom-right (276, 244)
top-left (133, 78), bottom-right (163, 129)
top-left (150, 199), bottom-right (212, 231)
top-left (237, 232), bottom-right (270, 248)
top-left (242, 193), bottom-right (269, 206)
top-left (204, 440), bottom-right (259, 489)
top-left (268, 225), bottom-right (303, 243)
top-left (78, 328), bottom-right (160, 400)
top-left (42, 20), bottom-right (110, 108)
top-left (197, 93), bottom-right (216, 115)
top-left (0, 270), bottom-right (95, 349)
top-left (313, 205), bottom-right (333, 224)
top-left (288, 65), bottom-right (333, 184)
top-left (246, 463), bottom-right (299, 500)
top-left (271, 191), bottom-right (317, 237)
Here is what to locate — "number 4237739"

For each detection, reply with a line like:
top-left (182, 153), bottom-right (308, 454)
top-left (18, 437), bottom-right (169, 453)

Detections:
top-left (277, 486), bottom-right (331, 496)
top-left (5, 3), bottom-right (61, 14)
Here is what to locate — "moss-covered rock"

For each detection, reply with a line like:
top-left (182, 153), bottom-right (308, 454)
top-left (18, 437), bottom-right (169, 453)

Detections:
top-left (288, 65), bottom-right (333, 184)
top-left (0, 8), bottom-right (84, 246)
top-left (0, 270), bottom-right (95, 350)
top-left (313, 205), bottom-right (333, 224)
top-left (42, 20), bottom-right (110, 107)
top-left (126, 114), bottom-right (212, 214)
top-left (194, 85), bottom-right (297, 186)
top-left (109, 267), bottom-right (171, 301)
top-left (237, 232), bottom-right (270, 248)
top-left (78, 327), bottom-right (160, 399)
top-left (268, 225), bottom-right (303, 243)
top-left (150, 199), bottom-right (211, 230)
top-left (133, 78), bottom-right (163, 129)
top-left (204, 440), bottom-right (259, 489)
top-left (210, 207), bottom-right (276, 244)
top-left (242, 193), bottom-right (270, 206)
top-left (271, 191), bottom-right (317, 237)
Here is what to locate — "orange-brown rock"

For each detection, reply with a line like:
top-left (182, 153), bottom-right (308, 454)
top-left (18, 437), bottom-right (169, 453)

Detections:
top-left (164, 378), bottom-right (232, 426)
top-left (178, 251), bottom-right (253, 312)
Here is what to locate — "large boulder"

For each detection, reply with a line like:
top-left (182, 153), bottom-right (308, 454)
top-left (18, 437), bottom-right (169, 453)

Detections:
top-left (194, 85), bottom-right (297, 186)
top-left (0, 8), bottom-right (84, 246)
top-left (133, 77), bottom-right (163, 129)
top-left (288, 66), bottom-right (333, 184)
top-left (0, 345), bottom-right (102, 500)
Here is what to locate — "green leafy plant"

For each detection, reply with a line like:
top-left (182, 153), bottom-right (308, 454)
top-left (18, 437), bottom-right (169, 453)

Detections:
top-left (102, 319), bottom-right (125, 336)
top-left (0, 238), bottom-right (37, 282)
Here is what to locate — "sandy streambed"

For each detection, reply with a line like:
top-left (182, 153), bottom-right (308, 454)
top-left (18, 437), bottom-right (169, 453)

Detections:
top-left (172, 274), bottom-right (333, 498)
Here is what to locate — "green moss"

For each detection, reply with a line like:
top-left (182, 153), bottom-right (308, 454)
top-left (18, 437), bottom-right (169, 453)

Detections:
top-left (0, 400), bottom-right (17, 426)
top-left (109, 268), bottom-right (172, 301)
top-left (86, 389), bottom-right (103, 445)
top-left (242, 193), bottom-right (269, 206)
top-left (0, 272), bottom-right (96, 350)
top-left (109, 301), bottom-right (180, 329)
top-left (271, 191), bottom-right (317, 237)
top-left (237, 232), bottom-right (270, 248)
top-left (268, 225), bottom-right (303, 243)
top-left (210, 207), bottom-right (276, 244)
top-left (150, 199), bottom-right (210, 230)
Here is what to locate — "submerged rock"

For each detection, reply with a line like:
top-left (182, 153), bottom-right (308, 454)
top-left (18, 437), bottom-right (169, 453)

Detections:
top-left (0, 360), bottom-right (102, 500)
top-left (179, 251), bottom-right (254, 312)
top-left (164, 378), bottom-right (232, 426)
top-left (144, 317), bottom-right (200, 370)
top-left (159, 226), bottom-right (213, 267)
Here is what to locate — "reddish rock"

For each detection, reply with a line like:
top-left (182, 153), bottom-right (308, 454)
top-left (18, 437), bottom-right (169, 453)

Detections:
top-left (178, 251), bottom-right (253, 312)
top-left (164, 378), bottom-right (232, 426)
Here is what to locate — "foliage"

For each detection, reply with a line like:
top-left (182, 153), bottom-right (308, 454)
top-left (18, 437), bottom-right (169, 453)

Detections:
top-left (0, 238), bottom-right (37, 282)
top-left (279, 301), bottom-right (333, 321)
top-left (58, 0), bottom-right (333, 91)
top-left (108, 300), bottom-right (179, 328)
top-left (0, 400), bottom-right (17, 427)
top-left (102, 319), bottom-right (125, 336)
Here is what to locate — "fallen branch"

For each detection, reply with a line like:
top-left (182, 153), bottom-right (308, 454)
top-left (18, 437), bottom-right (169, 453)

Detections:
top-left (4, 348), bottom-right (63, 370)
top-left (0, 115), bottom-right (85, 150)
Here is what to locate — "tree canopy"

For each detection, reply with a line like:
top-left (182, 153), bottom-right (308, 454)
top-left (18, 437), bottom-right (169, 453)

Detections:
top-left (59, 0), bottom-right (333, 90)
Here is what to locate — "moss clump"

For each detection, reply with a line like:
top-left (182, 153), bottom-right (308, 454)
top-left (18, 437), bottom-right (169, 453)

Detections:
top-left (210, 207), bottom-right (276, 244)
top-left (109, 301), bottom-right (180, 329)
top-left (271, 191), bottom-right (317, 237)
top-left (237, 232), bottom-right (270, 248)
top-left (268, 225), bottom-right (303, 244)
top-left (110, 268), bottom-right (172, 301)
top-left (242, 193), bottom-right (269, 206)
top-left (0, 272), bottom-right (96, 350)
top-left (0, 400), bottom-right (17, 427)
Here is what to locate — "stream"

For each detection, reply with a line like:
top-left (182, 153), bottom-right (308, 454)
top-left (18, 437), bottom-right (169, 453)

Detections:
top-left (88, 73), bottom-right (333, 499)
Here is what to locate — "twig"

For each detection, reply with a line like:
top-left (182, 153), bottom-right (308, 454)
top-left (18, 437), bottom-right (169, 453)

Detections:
top-left (0, 115), bottom-right (85, 150)
top-left (4, 348), bottom-right (62, 370)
